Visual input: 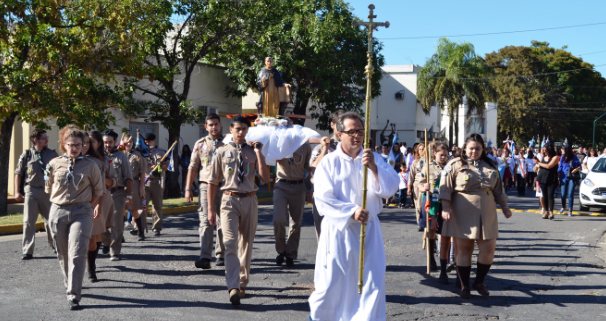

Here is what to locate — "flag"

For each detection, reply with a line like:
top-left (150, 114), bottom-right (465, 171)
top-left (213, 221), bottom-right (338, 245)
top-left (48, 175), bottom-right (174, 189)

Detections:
top-left (135, 133), bottom-right (150, 157)
top-left (502, 136), bottom-right (511, 151)
top-left (387, 132), bottom-right (399, 171)
top-left (167, 148), bottom-right (175, 172)
top-left (510, 140), bottom-right (516, 156)
top-left (528, 137), bottom-right (535, 148)
top-left (487, 139), bottom-right (493, 149)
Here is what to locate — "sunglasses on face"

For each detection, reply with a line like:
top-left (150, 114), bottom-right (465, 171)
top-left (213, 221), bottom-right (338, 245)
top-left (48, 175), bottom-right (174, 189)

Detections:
top-left (341, 129), bottom-right (365, 137)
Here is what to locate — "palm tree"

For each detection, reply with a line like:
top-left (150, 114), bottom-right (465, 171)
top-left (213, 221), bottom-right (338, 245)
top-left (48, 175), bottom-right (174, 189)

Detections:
top-left (417, 38), bottom-right (493, 147)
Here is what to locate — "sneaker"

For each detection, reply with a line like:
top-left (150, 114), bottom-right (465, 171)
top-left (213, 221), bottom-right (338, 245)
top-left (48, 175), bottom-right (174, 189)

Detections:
top-left (21, 254), bottom-right (33, 260)
top-left (446, 263), bottom-right (456, 273)
top-left (129, 229), bottom-right (138, 236)
top-left (138, 235), bottom-right (145, 241)
top-left (417, 226), bottom-right (424, 232)
top-left (110, 256), bottom-right (120, 261)
top-left (559, 208), bottom-right (564, 214)
top-left (68, 299), bottom-right (81, 310)
top-left (215, 258), bottom-right (225, 267)
top-left (568, 210), bottom-right (573, 217)
top-left (195, 258), bottom-right (211, 269)
top-left (276, 253), bottom-right (285, 266)
top-left (153, 230), bottom-right (161, 236)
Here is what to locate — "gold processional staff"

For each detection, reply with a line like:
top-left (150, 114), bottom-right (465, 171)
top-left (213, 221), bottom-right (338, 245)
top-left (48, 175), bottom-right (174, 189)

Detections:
top-left (353, 4), bottom-right (389, 294)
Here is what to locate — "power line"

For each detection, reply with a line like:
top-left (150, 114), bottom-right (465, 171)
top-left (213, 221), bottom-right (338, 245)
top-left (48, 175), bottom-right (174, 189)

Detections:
top-left (426, 63), bottom-right (606, 79)
top-left (380, 21), bottom-right (606, 40)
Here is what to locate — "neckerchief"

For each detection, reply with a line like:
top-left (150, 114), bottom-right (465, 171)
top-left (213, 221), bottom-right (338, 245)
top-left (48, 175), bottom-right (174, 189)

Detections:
top-left (63, 154), bottom-right (85, 189)
top-left (229, 142), bottom-right (246, 183)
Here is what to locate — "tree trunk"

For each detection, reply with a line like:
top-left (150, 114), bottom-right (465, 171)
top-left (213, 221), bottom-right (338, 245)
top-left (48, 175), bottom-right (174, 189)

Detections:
top-left (448, 109), bottom-right (454, 148)
top-left (0, 113), bottom-right (18, 215)
top-left (454, 107), bottom-right (460, 147)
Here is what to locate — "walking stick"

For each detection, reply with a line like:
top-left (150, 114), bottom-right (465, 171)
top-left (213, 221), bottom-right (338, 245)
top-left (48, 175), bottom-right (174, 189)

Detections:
top-left (424, 132), bottom-right (431, 275)
top-left (353, 4), bottom-right (389, 294)
top-left (144, 140), bottom-right (179, 184)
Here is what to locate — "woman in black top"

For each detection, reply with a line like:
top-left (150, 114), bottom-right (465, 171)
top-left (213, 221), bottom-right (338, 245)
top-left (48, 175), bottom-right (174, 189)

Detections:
top-left (535, 144), bottom-right (559, 220)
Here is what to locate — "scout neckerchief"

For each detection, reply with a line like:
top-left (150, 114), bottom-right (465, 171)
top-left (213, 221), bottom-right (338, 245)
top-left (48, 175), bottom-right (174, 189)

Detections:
top-left (229, 142), bottom-right (246, 183)
top-left (34, 148), bottom-right (50, 177)
top-left (64, 154), bottom-right (85, 189)
top-left (211, 134), bottom-right (223, 162)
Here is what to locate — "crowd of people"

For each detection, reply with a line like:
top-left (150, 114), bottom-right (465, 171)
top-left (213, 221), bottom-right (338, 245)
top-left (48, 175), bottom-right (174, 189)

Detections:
top-left (21, 112), bottom-right (599, 319)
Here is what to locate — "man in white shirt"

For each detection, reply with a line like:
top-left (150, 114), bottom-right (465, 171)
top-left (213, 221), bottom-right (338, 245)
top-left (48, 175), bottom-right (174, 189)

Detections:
top-left (308, 112), bottom-right (399, 321)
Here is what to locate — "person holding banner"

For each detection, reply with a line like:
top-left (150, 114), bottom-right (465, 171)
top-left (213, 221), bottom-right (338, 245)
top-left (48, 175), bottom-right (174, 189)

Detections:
top-left (144, 133), bottom-right (168, 236)
top-left (308, 112), bottom-right (399, 321)
top-left (439, 133), bottom-right (512, 299)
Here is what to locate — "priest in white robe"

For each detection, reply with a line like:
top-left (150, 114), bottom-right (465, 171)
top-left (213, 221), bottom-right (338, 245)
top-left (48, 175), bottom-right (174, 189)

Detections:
top-left (308, 112), bottom-right (399, 321)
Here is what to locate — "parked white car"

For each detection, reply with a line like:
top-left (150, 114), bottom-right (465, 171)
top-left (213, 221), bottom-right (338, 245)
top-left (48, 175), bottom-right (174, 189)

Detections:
top-left (579, 157), bottom-right (606, 211)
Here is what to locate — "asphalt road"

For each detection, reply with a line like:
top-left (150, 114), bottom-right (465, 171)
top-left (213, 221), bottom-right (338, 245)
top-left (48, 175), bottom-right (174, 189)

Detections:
top-left (1, 189), bottom-right (605, 321)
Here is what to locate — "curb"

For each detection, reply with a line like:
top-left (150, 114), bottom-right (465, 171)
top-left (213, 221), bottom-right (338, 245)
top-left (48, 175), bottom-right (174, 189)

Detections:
top-left (0, 197), bottom-right (275, 236)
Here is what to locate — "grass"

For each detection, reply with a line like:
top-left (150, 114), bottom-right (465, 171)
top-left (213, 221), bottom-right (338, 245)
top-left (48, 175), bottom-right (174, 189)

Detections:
top-left (0, 192), bottom-right (274, 227)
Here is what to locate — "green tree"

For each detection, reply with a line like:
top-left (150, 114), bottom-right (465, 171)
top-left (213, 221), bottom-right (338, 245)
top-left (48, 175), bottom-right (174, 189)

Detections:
top-left (417, 37), bottom-right (493, 147)
top-left (0, 0), bottom-right (147, 214)
top-left (220, 0), bottom-right (384, 130)
top-left (485, 41), bottom-right (606, 146)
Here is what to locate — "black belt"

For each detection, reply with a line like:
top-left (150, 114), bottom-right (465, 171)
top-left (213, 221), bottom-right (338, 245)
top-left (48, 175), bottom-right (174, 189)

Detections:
top-left (223, 191), bottom-right (256, 198)
top-left (279, 179), bottom-right (304, 184)
top-left (110, 186), bottom-right (125, 193)
top-left (25, 184), bottom-right (44, 188)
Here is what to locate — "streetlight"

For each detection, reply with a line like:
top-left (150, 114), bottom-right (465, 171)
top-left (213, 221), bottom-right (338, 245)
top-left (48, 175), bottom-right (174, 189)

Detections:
top-left (593, 111), bottom-right (606, 148)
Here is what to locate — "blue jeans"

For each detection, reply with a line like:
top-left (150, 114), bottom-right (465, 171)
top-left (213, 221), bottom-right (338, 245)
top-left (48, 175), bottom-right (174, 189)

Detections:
top-left (126, 210), bottom-right (132, 225)
top-left (560, 179), bottom-right (576, 210)
top-left (399, 188), bottom-right (407, 206)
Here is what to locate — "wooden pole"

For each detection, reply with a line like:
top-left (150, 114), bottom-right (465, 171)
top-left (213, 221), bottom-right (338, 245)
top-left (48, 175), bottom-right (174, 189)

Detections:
top-left (425, 129), bottom-right (431, 275)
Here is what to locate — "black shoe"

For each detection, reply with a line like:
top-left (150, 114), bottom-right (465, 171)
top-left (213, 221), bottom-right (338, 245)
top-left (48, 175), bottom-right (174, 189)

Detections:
top-left (88, 271), bottom-right (98, 283)
top-left (195, 258), bottom-right (211, 269)
top-left (138, 235), bottom-right (145, 241)
top-left (52, 247), bottom-right (57, 254)
top-left (285, 257), bottom-right (294, 267)
top-left (215, 258), bottom-right (225, 267)
top-left (460, 289), bottom-right (471, 299)
top-left (21, 254), bottom-right (33, 260)
top-left (122, 236), bottom-right (126, 243)
top-left (276, 253), bottom-right (285, 266)
top-left (153, 230), bottom-right (161, 236)
top-left (439, 273), bottom-right (449, 285)
top-left (68, 299), bottom-right (81, 310)
top-left (129, 229), bottom-right (138, 236)
top-left (472, 282), bottom-right (490, 297)
top-left (417, 226), bottom-right (424, 232)
top-left (101, 245), bottom-right (109, 255)
top-left (430, 261), bottom-right (439, 271)
top-left (446, 263), bottom-right (456, 273)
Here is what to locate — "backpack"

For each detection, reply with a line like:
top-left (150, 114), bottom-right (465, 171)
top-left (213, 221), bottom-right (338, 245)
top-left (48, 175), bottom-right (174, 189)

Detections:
top-left (19, 150), bottom-right (32, 195)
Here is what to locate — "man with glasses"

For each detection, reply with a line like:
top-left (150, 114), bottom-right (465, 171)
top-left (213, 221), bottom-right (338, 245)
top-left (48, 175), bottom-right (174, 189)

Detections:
top-left (101, 129), bottom-right (133, 261)
top-left (15, 129), bottom-right (58, 260)
top-left (308, 112), bottom-right (399, 321)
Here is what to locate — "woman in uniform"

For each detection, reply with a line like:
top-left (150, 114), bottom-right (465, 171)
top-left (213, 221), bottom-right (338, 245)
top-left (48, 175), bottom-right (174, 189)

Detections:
top-left (439, 133), bottom-right (513, 299)
top-left (408, 143), bottom-right (425, 231)
top-left (45, 126), bottom-right (104, 310)
top-left (122, 133), bottom-right (147, 240)
top-left (83, 131), bottom-right (117, 282)
top-left (418, 142), bottom-right (452, 283)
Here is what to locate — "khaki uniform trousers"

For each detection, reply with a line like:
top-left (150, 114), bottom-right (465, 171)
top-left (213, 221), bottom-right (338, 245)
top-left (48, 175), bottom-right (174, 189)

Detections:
top-left (22, 185), bottom-right (54, 255)
top-left (414, 184), bottom-right (422, 224)
top-left (146, 179), bottom-right (164, 231)
top-left (198, 183), bottom-right (224, 259)
top-left (311, 199), bottom-right (323, 240)
top-left (273, 181), bottom-right (306, 259)
top-left (101, 189), bottom-right (126, 256)
top-left (221, 194), bottom-right (258, 291)
top-left (48, 202), bottom-right (93, 302)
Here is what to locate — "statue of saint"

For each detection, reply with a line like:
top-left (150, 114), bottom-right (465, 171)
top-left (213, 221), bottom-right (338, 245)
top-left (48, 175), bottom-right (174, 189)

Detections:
top-left (256, 57), bottom-right (290, 117)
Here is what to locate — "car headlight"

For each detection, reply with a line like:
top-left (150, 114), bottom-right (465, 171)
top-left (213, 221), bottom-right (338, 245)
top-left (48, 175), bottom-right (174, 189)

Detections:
top-left (584, 178), bottom-right (595, 188)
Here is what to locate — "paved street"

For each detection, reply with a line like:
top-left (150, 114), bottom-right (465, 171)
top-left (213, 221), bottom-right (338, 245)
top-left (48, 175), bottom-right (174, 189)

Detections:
top-left (1, 191), bottom-right (606, 320)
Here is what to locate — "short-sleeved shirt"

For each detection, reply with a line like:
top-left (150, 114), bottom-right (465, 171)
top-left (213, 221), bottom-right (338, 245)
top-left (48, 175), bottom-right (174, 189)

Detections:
top-left (15, 148), bottom-right (58, 188)
top-left (276, 143), bottom-right (312, 181)
top-left (419, 161), bottom-right (445, 188)
top-left (209, 142), bottom-right (258, 193)
top-left (145, 147), bottom-right (166, 182)
top-left (45, 155), bottom-right (104, 205)
top-left (127, 150), bottom-right (147, 180)
top-left (88, 155), bottom-right (117, 194)
top-left (107, 149), bottom-right (133, 187)
top-left (189, 135), bottom-right (225, 183)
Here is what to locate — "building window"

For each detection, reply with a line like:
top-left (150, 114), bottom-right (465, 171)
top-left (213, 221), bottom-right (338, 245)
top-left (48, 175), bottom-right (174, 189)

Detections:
top-left (467, 116), bottom-right (485, 135)
top-left (129, 122), bottom-right (155, 138)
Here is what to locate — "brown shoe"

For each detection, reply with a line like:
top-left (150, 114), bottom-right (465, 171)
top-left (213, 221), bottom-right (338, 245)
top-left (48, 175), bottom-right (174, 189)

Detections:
top-left (541, 212), bottom-right (548, 219)
top-left (229, 289), bottom-right (240, 305)
top-left (548, 212), bottom-right (554, 220)
top-left (472, 282), bottom-right (490, 297)
top-left (239, 288), bottom-right (246, 298)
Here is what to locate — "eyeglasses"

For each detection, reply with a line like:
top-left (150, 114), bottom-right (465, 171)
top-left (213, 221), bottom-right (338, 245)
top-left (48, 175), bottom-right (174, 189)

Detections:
top-left (341, 129), bottom-right (365, 137)
top-left (66, 143), bottom-right (82, 148)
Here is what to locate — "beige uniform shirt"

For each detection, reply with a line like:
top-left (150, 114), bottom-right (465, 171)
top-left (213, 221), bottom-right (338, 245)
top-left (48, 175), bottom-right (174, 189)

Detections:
top-left (145, 147), bottom-right (166, 183)
top-left (276, 143), bottom-right (311, 181)
top-left (127, 150), bottom-right (147, 180)
top-left (45, 156), bottom-right (104, 205)
top-left (108, 149), bottom-right (133, 188)
top-left (209, 142), bottom-right (258, 193)
top-left (419, 161), bottom-right (444, 187)
top-left (88, 155), bottom-right (117, 194)
top-left (189, 135), bottom-right (225, 183)
top-left (439, 158), bottom-right (507, 240)
top-left (15, 148), bottom-right (59, 188)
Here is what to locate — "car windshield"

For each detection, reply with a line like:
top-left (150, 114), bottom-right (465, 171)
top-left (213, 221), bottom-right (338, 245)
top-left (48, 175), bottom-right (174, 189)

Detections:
top-left (592, 158), bottom-right (606, 173)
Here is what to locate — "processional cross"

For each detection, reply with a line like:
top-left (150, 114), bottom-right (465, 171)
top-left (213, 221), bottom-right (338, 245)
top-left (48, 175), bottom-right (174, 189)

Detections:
top-left (352, 4), bottom-right (389, 294)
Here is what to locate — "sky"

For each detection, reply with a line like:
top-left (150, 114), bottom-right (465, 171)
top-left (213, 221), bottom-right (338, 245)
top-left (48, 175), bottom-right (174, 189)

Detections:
top-left (345, 0), bottom-right (606, 75)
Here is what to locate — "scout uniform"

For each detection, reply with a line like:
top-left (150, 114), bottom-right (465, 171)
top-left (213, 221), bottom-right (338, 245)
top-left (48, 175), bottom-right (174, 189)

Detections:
top-left (145, 146), bottom-right (166, 233)
top-left (418, 160), bottom-right (444, 269)
top-left (273, 143), bottom-right (311, 264)
top-left (88, 156), bottom-right (117, 236)
top-left (411, 157), bottom-right (426, 225)
top-left (45, 155), bottom-right (104, 304)
top-left (127, 149), bottom-right (147, 238)
top-left (189, 135), bottom-right (225, 263)
top-left (438, 157), bottom-right (507, 240)
top-left (101, 148), bottom-right (133, 258)
top-left (209, 142), bottom-right (259, 293)
top-left (15, 147), bottom-right (58, 257)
